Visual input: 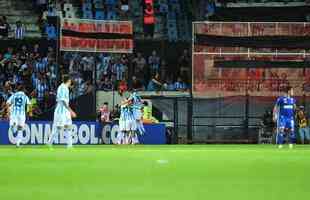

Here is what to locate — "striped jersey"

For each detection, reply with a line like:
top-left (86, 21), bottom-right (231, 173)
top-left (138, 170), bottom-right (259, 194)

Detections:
top-left (129, 92), bottom-right (142, 109)
top-left (55, 83), bottom-right (70, 115)
top-left (7, 91), bottom-right (30, 117)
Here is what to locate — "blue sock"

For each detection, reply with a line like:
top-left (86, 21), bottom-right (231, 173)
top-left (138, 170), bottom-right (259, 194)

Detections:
top-left (289, 131), bottom-right (296, 144)
top-left (277, 132), bottom-right (285, 144)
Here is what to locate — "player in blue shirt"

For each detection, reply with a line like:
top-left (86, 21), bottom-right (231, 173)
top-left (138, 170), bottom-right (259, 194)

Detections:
top-left (48, 75), bottom-right (76, 148)
top-left (273, 86), bottom-right (296, 149)
top-left (6, 85), bottom-right (31, 147)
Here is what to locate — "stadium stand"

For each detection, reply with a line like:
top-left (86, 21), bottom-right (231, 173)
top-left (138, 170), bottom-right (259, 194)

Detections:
top-left (0, 0), bottom-right (41, 38)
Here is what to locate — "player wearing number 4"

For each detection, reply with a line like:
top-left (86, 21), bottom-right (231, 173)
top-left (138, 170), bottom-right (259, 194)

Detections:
top-left (6, 85), bottom-right (31, 147)
top-left (273, 86), bottom-right (296, 149)
top-left (48, 74), bottom-right (76, 148)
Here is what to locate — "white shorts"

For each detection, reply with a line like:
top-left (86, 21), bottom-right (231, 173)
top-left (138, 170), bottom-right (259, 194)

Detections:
top-left (53, 111), bottom-right (72, 128)
top-left (10, 115), bottom-right (26, 128)
top-left (119, 119), bottom-right (137, 131)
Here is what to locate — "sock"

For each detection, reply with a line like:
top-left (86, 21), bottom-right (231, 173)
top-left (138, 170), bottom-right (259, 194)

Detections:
top-left (117, 131), bottom-right (124, 144)
top-left (276, 131), bottom-right (284, 145)
top-left (137, 122), bottom-right (145, 135)
top-left (48, 127), bottom-right (58, 145)
top-left (16, 130), bottom-right (23, 146)
top-left (132, 133), bottom-right (139, 144)
top-left (289, 130), bottom-right (296, 144)
top-left (12, 126), bottom-right (17, 133)
top-left (65, 129), bottom-right (72, 147)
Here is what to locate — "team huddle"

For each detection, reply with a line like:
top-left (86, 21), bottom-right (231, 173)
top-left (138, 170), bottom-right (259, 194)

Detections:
top-left (117, 91), bottom-right (145, 144)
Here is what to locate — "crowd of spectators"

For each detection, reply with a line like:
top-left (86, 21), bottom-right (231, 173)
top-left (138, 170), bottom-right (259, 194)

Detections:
top-left (0, 43), bottom-right (60, 119)
top-left (60, 49), bottom-right (189, 95)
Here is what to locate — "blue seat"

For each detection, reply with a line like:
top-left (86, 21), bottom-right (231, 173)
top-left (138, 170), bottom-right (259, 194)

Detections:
top-left (82, 3), bottom-right (92, 12)
top-left (94, 0), bottom-right (104, 3)
top-left (46, 25), bottom-right (57, 40)
top-left (167, 20), bottom-right (177, 31)
top-left (159, 3), bottom-right (168, 13)
top-left (94, 0), bottom-right (104, 9)
top-left (106, 0), bottom-right (116, 6)
top-left (83, 10), bottom-right (93, 19)
top-left (168, 0), bottom-right (178, 4)
top-left (106, 10), bottom-right (116, 20)
top-left (168, 29), bottom-right (178, 42)
top-left (167, 12), bottom-right (177, 20)
top-left (95, 11), bottom-right (105, 20)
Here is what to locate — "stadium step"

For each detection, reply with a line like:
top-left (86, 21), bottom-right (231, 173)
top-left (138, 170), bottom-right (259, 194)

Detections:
top-left (0, 0), bottom-right (42, 38)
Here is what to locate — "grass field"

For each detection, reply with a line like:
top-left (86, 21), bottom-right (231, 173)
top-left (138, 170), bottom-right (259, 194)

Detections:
top-left (0, 145), bottom-right (309, 200)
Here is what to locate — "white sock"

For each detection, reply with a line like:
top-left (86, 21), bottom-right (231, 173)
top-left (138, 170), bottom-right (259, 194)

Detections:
top-left (48, 127), bottom-right (58, 145)
top-left (16, 130), bottom-right (23, 146)
top-left (65, 129), bottom-right (73, 147)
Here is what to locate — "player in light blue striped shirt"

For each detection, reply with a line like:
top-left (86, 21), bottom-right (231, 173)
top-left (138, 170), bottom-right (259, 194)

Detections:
top-left (6, 85), bottom-right (30, 147)
top-left (48, 74), bottom-right (76, 148)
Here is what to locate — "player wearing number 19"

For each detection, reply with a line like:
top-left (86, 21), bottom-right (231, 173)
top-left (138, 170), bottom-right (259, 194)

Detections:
top-left (6, 85), bottom-right (31, 147)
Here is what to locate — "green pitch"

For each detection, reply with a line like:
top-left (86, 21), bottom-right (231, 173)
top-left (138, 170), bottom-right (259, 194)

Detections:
top-left (0, 145), bottom-right (309, 200)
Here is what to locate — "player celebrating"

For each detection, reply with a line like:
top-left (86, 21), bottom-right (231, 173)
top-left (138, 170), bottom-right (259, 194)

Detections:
top-left (273, 86), bottom-right (296, 149)
top-left (128, 91), bottom-right (145, 144)
top-left (6, 85), bottom-right (31, 147)
top-left (48, 74), bottom-right (76, 148)
top-left (118, 97), bottom-right (135, 144)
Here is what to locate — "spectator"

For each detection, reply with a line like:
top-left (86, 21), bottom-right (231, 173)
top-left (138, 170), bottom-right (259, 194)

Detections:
top-left (112, 58), bottom-right (126, 82)
top-left (296, 106), bottom-right (310, 144)
top-left (131, 76), bottom-right (144, 91)
top-left (14, 21), bottom-right (26, 40)
top-left (36, 0), bottom-right (48, 13)
top-left (174, 77), bottom-right (187, 91)
top-left (28, 90), bottom-right (42, 119)
top-left (148, 50), bottom-right (160, 76)
top-left (99, 77), bottom-right (113, 91)
top-left (4, 47), bottom-right (13, 60)
top-left (19, 45), bottom-right (30, 63)
top-left (0, 16), bottom-right (10, 39)
top-left (147, 73), bottom-right (163, 91)
top-left (120, 54), bottom-right (129, 77)
top-left (84, 80), bottom-right (94, 94)
top-left (143, 0), bottom-right (155, 38)
top-left (99, 102), bottom-right (111, 123)
top-left (142, 101), bottom-right (158, 123)
top-left (119, 0), bottom-right (129, 19)
top-left (32, 44), bottom-right (41, 59)
top-left (0, 81), bottom-right (13, 102)
top-left (35, 76), bottom-right (49, 107)
top-left (261, 110), bottom-right (274, 129)
top-left (43, 91), bottom-right (54, 112)
top-left (118, 78), bottom-right (128, 95)
top-left (110, 104), bottom-right (121, 121)
top-left (178, 49), bottom-right (190, 79)
top-left (34, 57), bottom-right (47, 73)
top-left (97, 53), bottom-right (111, 79)
top-left (163, 77), bottom-right (176, 91)
top-left (133, 52), bottom-right (146, 82)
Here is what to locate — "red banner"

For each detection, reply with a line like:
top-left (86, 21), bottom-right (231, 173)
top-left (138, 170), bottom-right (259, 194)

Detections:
top-left (61, 37), bottom-right (133, 53)
top-left (193, 22), bottom-right (309, 98)
top-left (60, 18), bottom-right (133, 53)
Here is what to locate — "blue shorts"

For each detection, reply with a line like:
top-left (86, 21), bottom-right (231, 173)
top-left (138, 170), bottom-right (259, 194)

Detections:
top-left (277, 116), bottom-right (294, 131)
